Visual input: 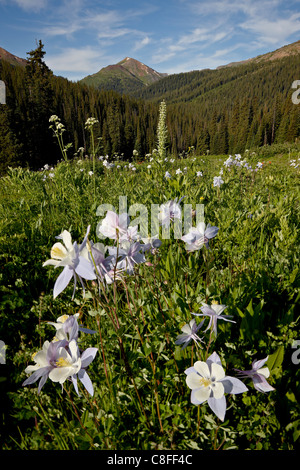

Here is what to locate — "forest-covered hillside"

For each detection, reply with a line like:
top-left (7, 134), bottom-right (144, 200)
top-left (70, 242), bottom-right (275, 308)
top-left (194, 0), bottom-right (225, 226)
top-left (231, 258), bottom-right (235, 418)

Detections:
top-left (1, 41), bottom-right (300, 173)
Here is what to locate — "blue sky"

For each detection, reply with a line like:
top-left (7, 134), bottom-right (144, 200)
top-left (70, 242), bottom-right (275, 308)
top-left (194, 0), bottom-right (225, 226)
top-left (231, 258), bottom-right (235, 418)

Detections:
top-left (1, 0), bottom-right (300, 81)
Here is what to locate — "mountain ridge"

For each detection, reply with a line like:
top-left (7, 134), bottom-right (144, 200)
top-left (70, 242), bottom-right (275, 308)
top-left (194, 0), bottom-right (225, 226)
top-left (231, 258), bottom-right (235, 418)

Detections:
top-left (0, 47), bottom-right (27, 67)
top-left (79, 57), bottom-right (168, 95)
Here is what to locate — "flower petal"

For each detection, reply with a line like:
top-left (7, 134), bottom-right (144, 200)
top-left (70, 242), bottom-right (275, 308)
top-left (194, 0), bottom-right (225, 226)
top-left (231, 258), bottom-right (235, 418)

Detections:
top-left (193, 361), bottom-right (210, 378)
top-left (75, 257), bottom-right (96, 280)
top-left (53, 266), bottom-right (74, 298)
top-left (186, 372), bottom-right (203, 390)
top-left (80, 347), bottom-right (98, 368)
top-left (210, 362), bottom-right (225, 381)
top-left (78, 369), bottom-right (94, 396)
top-left (205, 225), bottom-right (219, 239)
top-left (220, 376), bottom-right (248, 394)
top-left (211, 381), bottom-right (224, 399)
top-left (193, 385), bottom-right (211, 403)
top-left (208, 395), bottom-right (226, 421)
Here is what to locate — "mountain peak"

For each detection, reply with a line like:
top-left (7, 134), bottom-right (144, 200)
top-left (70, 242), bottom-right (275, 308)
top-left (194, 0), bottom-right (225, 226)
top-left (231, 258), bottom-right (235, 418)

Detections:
top-left (80, 57), bottom-right (167, 95)
top-left (0, 46), bottom-right (27, 67)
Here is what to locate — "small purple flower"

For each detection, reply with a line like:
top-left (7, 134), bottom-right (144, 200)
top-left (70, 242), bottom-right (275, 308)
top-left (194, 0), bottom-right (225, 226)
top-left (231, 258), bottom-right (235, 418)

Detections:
top-left (192, 303), bottom-right (235, 337)
top-left (89, 242), bottom-right (115, 284)
top-left (181, 222), bottom-right (219, 252)
top-left (109, 241), bottom-right (146, 274)
top-left (234, 356), bottom-right (275, 393)
top-left (175, 319), bottom-right (204, 350)
top-left (158, 197), bottom-right (184, 226)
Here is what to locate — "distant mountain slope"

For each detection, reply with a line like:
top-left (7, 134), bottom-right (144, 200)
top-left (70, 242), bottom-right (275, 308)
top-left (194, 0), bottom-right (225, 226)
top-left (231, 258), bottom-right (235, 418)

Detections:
top-left (80, 57), bottom-right (167, 95)
top-left (217, 39), bottom-right (300, 68)
top-left (0, 47), bottom-right (27, 67)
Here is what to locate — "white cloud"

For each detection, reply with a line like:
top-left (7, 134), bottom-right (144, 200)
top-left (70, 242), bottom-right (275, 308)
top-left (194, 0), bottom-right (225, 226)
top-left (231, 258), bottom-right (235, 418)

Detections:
top-left (45, 47), bottom-right (104, 76)
top-left (240, 13), bottom-right (300, 45)
top-left (134, 35), bottom-right (151, 51)
top-left (13, 0), bottom-right (47, 10)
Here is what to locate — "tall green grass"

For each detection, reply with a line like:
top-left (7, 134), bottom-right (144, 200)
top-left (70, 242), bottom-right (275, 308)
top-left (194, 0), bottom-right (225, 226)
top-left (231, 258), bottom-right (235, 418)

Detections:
top-left (0, 146), bottom-right (299, 450)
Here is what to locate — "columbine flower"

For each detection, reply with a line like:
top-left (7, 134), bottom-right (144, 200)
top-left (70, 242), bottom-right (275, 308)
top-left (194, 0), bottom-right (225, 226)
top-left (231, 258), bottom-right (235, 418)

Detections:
top-left (234, 357), bottom-right (275, 393)
top-left (176, 168), bottom-right (182, 175)
top-left (120, 225), bottom-right (139, 243)
top-left (181, 222), bottom-right (218, 252)
top-left (110, 241), bottom-right (146, 275)
top-left (192, 303), bottom-right (235, 336)
top-left (43, 226), bottom-right (96, 299)
top-left (175, 319), bottom-right (204, 350)
top-left (158, 197), bottom-right (184, 226)
top-left (23, 339), bottom-right (98, 396)
top-left (23, 339), bottom-right (81, 392)
top-left (213, 176), bottom-right (224, 187)
top-left (98, 211), bottom-right (129, 240)
top-left (165, 171), bottom-right (171, 179)
top-left (71, 347), bottom-right (98, 396)
top-left (89, 242), bottom-right (115, 285)
top-left (47, 314), bottom-right (96, 343)
top-left (185, 352), bottom-right (248, 421)
top-left (140, 235), bottom-right (162, 253)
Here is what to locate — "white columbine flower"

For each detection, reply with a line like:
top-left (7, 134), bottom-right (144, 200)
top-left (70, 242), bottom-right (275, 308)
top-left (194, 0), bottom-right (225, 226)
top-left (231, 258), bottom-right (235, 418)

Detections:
top-left (181, 222), bottom-right (219, 252)
top-left (213, 176), bottom-right (224, 187)
top-left (158, 197), bottom-right (184, 226)
top-left (98, 211), bottom-right (130, 241)
top-left (185, 352), bottom-right (248, 421)
top-left (43, 226), bottom-right (96, 299)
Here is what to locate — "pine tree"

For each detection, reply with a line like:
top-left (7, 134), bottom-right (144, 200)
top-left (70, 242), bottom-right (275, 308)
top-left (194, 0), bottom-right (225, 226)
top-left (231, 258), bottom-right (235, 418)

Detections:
top-left (24, 40), bottom-right (55, 168)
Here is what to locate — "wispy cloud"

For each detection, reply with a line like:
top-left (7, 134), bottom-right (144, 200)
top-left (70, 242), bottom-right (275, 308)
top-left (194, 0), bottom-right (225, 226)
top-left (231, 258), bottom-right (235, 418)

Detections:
top-left (10, 0), bottom-right (48, 11)
top-left (45, 46), bottom-right (104, 77)
top-left (240, 12), bottom-right (300, 45)
top-left (133, 35), bottom-right (151, 51)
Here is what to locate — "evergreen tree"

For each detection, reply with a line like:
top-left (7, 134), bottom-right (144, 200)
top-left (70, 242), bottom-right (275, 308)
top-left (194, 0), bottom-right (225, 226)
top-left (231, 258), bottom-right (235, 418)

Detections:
top-left (0, 106), bottom-right (22, 174)
top-left (24, 40), bottom-right (55, 168)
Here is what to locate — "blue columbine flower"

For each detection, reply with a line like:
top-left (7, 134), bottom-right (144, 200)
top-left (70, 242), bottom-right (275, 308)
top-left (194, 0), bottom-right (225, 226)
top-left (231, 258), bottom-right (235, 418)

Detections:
top-left (192, 303), bottom-right (235, 337)
top-left (185, 352), bottom-right (248, 421)
top-left (43, 226), bottom-right (96, 299)
top-left (175, 319), bottom-right (204, 350)
top-left (181, 222), bottom-right (219, 252)
top-left (234, 356), bottom-right (275, 393)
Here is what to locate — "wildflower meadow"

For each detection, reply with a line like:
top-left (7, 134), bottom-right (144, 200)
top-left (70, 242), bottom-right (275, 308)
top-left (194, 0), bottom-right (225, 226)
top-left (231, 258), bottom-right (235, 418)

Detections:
top-left (0, 110), bottom-right (299, 452)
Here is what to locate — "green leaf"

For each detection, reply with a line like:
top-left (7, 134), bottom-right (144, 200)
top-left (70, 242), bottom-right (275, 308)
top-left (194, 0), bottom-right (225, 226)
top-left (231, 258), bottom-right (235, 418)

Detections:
top-left (267, 345), bottom-right (284, 371)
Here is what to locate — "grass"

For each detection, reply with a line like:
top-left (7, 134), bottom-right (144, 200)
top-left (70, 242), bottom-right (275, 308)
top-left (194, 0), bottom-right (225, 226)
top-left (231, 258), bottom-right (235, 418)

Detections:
top-left (0, 146), bottom-right (299, 450)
